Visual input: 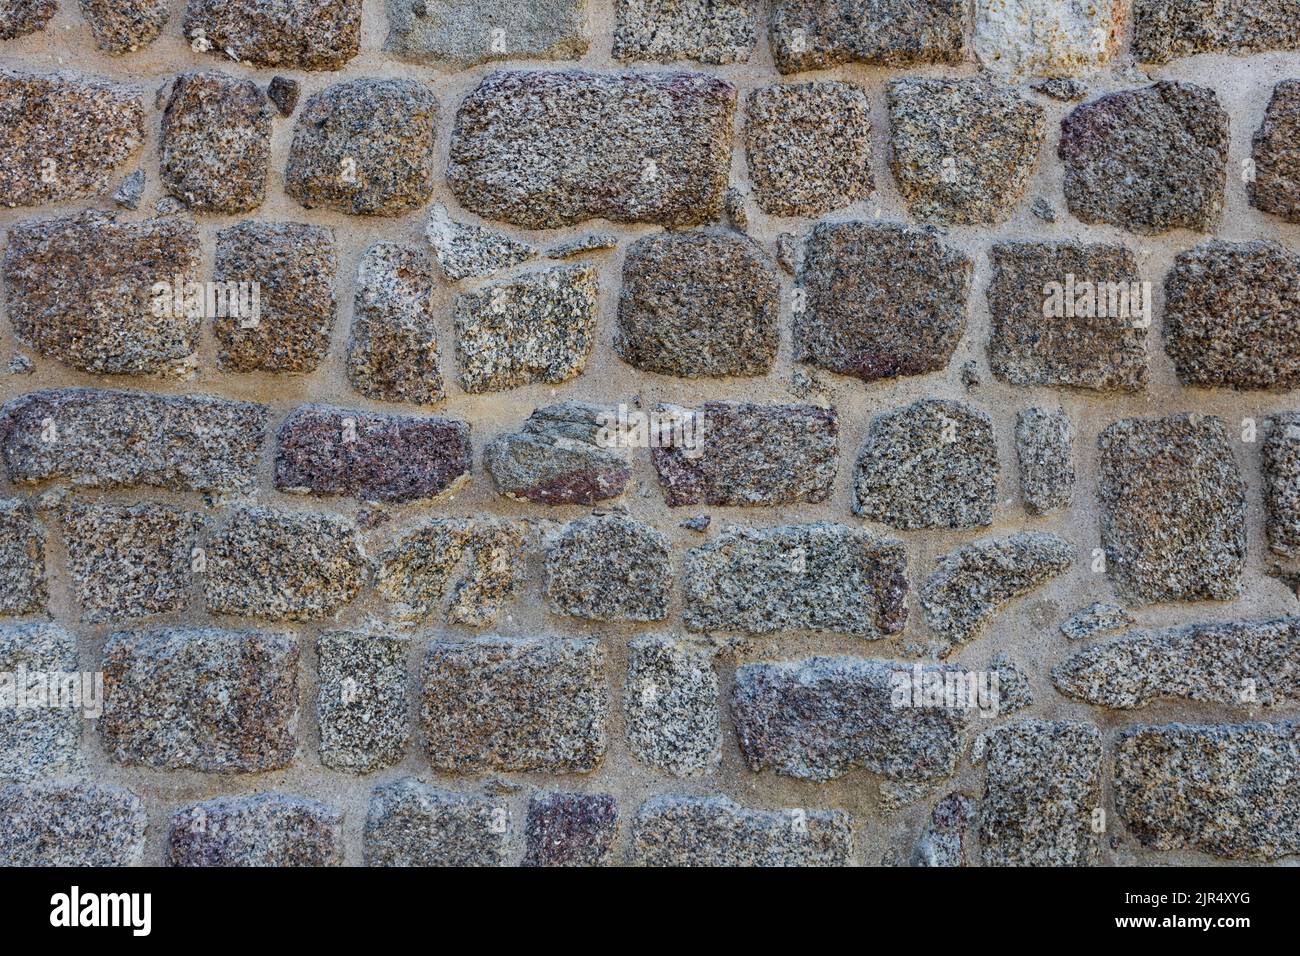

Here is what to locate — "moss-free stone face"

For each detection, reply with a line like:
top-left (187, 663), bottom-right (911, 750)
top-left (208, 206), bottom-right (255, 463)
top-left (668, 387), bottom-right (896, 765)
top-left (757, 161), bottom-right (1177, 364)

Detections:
top-left (615, 0), bottom-right (757, 63)
top-left (1250, 80), bottom-right (1300, 222)
top-left (768, 0), bottom-right (965, 73)
top-left (1133, 0), bottom-right (1300, 63)
top-left (1264, 413), bottom-right (1300, 558)
top-left (484, 403), bottom-right (632, 505)
top-left (523, 792), bottom-right (618, 867)
top-left (169, 794), bottom-right (343, 867)
top-left (183, 0), bottom-right (361, 70)
top-left (0, 498), bottom-right (45, 616)
top-left (365, 779), bottom-right (509, 866)
top-left (973, 0), bottom-right (1122, 79)
top-left (0, 623), bottom-right (80, 781)
top-left (1015, 408), bottom-right (1075, 515)
top-left (545, 514), bottom-right (671, 622)
top-left (80, 0), bottom-right (170, 54)
top-left (386, 0), bottom-right (589, 68)
top-left (0, 0), bottom-right (55, 40)
top-left (0, 782), bottom-right (146, 866)
top-left (626, 636), bottom-right (720, 777)
top-left (317, 632), bottom-right (410, 774)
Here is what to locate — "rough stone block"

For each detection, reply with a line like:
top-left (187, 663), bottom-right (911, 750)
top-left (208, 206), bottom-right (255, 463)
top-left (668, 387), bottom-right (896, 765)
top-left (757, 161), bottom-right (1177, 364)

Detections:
top-left (79, 0), bottom-right (170, 53)
top-left (386, 0), bottom-right (588, 68)
top-left (626, 635), bottom-right (719, 777)
top-left (484, 403), bottom-right (632, 505)
top-left (1133, 0), bottom-right (1300, 63)
top-left (0, 782), bottom-right (145, 866)
top-left (317, 631), bottom-right (410, 774)
top-left (0, 623), bottom-right (80, 781)
top-left (1015, 408), bottom-right (1075, 514)
top-left (169, 793), bottom-right (342, 866)
top-left (425, 203), bottom-right (535, 281)
top-left (768, 0), bottom-right (965, 73)
top-left (365, 779), bottom-right (509, 866)
top-left (0, 1), bottom-right (55, 40)
top-left (183, 0), bottom-right (361, 70)
top-left (544, 514), bottom-right (671, 623)
top-left (1249, 80), bottom-right (1300, 222)
top-left (1264, 413), bottom-right (1300, 557)
top-left (973, 0), bottom-right (1122, 79)
top-left (1059, 602), bottom-right (1132, 641)
top-left (615, 0), bottom-right (755, 63)
top-left (523, 792), bottom-right (618, 866)
top-left (0, 498), bottom-right (46, 616)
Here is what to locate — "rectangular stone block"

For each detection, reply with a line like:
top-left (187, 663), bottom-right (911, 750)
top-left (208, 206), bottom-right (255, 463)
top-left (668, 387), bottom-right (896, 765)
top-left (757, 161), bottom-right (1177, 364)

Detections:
top-left (317, 631), bottom-right (410, 775)
top-left (0, 622), bottom-right (81, 781)
top-left (365, 778), bottom-right (509, 866)
top-left (169, 793), bottom-right (342, 866)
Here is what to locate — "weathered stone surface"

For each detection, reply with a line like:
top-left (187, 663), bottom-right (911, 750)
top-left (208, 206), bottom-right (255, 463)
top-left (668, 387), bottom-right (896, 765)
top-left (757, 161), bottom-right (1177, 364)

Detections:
top-left (989, 654), bottom-right (1034, 715)
top-left (102, 627), bottom-right (299, 772)
top-left (768, 0), bottom-right (965, 73)
top-left (887, 76), bottom-right (1044, 224)
top-left (0, 388), bottom-right (267, 493)
top-left (421, 636), bottom-right (608, 773)
top-left (632, 795), bottom-right (851, 866)
top-left (376, 519), bottom-right (522, 627)
top-left (546, 233), bottom-right (618, 259)
top-left (0, 0), bottom-right (54, 40)
top-left (1015, 408), bottom-right (1075, 514)
top-left (1059, 82), bottom-right (1228, 234)
top-left (114, 169), bottom-right (145, 209)
top-left (1060, 602), bottom-right (1133, 641)
top-left (974, 0), bottom-right (1122, 79)
top-left (80, 0), bottom-right (169, 53)
top-left (484, 403), bottom-right (632, 505)
top-left (276, 405), bottom-right (471, 504)
top-left (1163, 241), bottom-right (1300, 391)
top-left (425, 204), bottom-right (535, 281)
top-left (0, 782), bottom-right (145, 866)
top-left (626, 635), bottom-right (719, 777)
top-left (545, 514), bottom-right (670, 622)
top-left (205, 508), bottom-right (370, 621)
top-left (796, 222), bottom-right (971, 383)
top-left (524, 791), bottom-right (618, 867)
top-left (1133, 0), bottom-right (1300, 63)
top-left (365, 779), bottom-right (509, 866)
top-left (732, 658), bottom-right (969, 782)
top-left (3, 212), bottom-right (203, 375)
top-left (184, 0), bottom-right (361, 70)
top-left (1249, 80), bottom-right (1300, 222)
top-left (213, 221), bottom-right (337, 373)
top-left (744, 81), bottom-right (872, 217)
top-left (1115, 721), bottom-right (1300, 861)
top-left (615, 0), bottom-right (755, 63)
top-left (169, 794), bottom-right (342, 867)
top-left (0, 498), bottom-right (45, 616)
top-left (1265, 413), bottom-right (1300, 557)
top-left (920, 533), bottom-right (1075, 653)
top-left (979, 720), bottom-right (1102, 866)
top-left (0, 71), bottom-right (144, 207)
top-left (454, 266), bottom-right (598, 394)
top-left (987, 242), bottom-right (1149, 391)
top-left (161, 71), bottom-right (272, 214)
top-left (853, 399), bottom-right (999, 530)
top-left (62, 502), bottom-right (204, 624)
top-left (267, 75), bottom-right (298, 116)
top-left (1098, 414), bottom-right (1246, 604)
top-left (912, 792), bottom-right (975, 867)
top-left (1053, 616), bottom-right (1300, 708)
top-left (447, 70), bottom-right (735, 228)
top-left (286, 79), bottom-right (437, 216)
top-left (317, 632), bottom-right (409, 775)
top-left (615, 232), bottom-right (779, 378)
top-left (387, 0), bottom-right (588, 67)
top-left (347, 243), bottom-right (444, 406)
top-left (1035, 77), bottom-right (1089, 101)
top-left (0, 623), bottom-right (80, 781)
top-left (685, 523), bottom-right (907, 639)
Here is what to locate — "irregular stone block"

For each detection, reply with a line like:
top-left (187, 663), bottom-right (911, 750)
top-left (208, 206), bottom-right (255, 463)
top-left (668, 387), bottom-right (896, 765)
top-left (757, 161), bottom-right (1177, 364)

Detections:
top-left (183, 0), bottom-right (361, 70)
top-left (523, 792), bottom-right (618, 867)
top-left (386, 0), bottom-right (589, 68)
top-left (0, 782), bottom-right (145, 866)
top-left (1133, 0), bottom-right (1300, 63)
top-left (80, 0), bottom-right (170, 53)
top-left (169, 794), bottom-right (342, 866)
top-left (974, 0), bottom-right (1122, 79)
top-left (0, 498), bottom-right (45, 616)
top-left (989, 654), bottom-right (1033, 715)
top-left (318, 631), bottom-right (409, 775)
top-left (1015, 408), bottom-right (1075, 514)
top-left (544, 515), bottom-right (671, 623)
top-left (546, 233), bottom-right (618, 259)
top-left (102, 627), bottom-right (299, 772)
top-left (1249, 80), bottom-right (1300, 222)
top-left (796, 221), bottom-right (971, 383)
top-left (1059, 602), bottom-right (1133, 641)
top-left (425, 203), bottom-right (535, 281)
top-left (447, 70), bottom-right (735, 228)
top-left (1265, 413), bottom-right (1300, 557)
top-left (365, 779), bottom-right (508, 866)
top-left (632, 795), bottom-right (850, 866)
top-left (626, 636), bottom-right (720, 777)
top-left (768, 0), bottom-right (965, 73)
top-left (484, 403), bottom-right (632, 505)
top-left (0, 623), bottom-right (80, 781)
top-left (267, 75), bottom-right (298, 116)
top-left (912, 792), bottom-right (975, 867)
top-left (0, 1), bottom-right (55, 40)
top-left (615, 0), bottom-right (755, 63)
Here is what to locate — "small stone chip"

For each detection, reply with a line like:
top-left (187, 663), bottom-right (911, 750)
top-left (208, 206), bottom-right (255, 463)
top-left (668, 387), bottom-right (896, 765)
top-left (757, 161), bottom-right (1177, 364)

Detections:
top-left (1265, 413), bottom-right (1300, 558)
top-left (1015, 408), bottom-right (1075, 514)
top-left (545, 233), bottom-right (618, 259)
top-left (545, 514), bottom-right (671, 623)
top-left (484, 403), bottom-right (632, 505)
top-left (0, 623), bottom-right (80, 781)
top-left (1133, 0), bottom-right (1300, 63)
top-left (79, 0), bottom-right (170, 53)
top-left (317, 631), bottom-right (409, 774)
top-left (0, 0), bottom-right (55, 40)
top-left (385, 0), bottom-right (589, 68)
top-left (614, 0), bottom-right (757, 63)
top-left (183, 0), bottom-right (361, 70)
top-left (524, 792), bottom-right (618, 867)
top-left (626, 636), bottom-right (720, 777)
top-left (365, 779), bottom-right (509, 867)
top-left (0, 498), bottom-right (46, 616)
top-left (1059, 602), bottom-right (1133, 641)
top-left (0, 782), bottom-right (145, 866)
top-left (267, 75), bottom-right (299, 116)
top-left (912, 792), bottom-right (975, 867)
top-left (1249, 80), bottom-right (1300, 222)
top-left (768, 0), bottom-right (965, 73)
top-left (425, 203), bottom-right (535, 281)
top-left (169, 794), bottom-right (342, 867)
top-left (973, 0), bottom-right (1121, 79)
top-left (632, 795), bottom-right (851, 866)
top-left (113, 169), bottom-right (145, 209)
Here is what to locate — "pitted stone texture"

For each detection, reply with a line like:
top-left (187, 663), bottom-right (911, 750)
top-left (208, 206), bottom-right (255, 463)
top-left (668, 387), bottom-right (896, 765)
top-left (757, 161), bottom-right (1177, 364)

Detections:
top-left (169, 794), bottom-right (342, 867)
top-left (1115, 722), bottom-right (1300, 861)
top-left (1250, 80), bottom-right (1300, 222)
top-left (979, 719), bottom-right (1102, 867)
top-left (795, 221), bottom-right (972, 383)
top-left (183, 0), bottom-right (361, 70)
top-left (386, 0), bottom-right (589, 68)
top-left (267, 75), bottom-right (298, 116)
top-left (912, 792), bottom-right (975, 867)
top-left (685, 523), bottom-right (907, 639)
top-left (887, 76), bottom-right (1045, 225)
top-left (615, 232), bottom-right (779, 378)
top-left (632, 795), bottom-right (851, 866)
top-left (974, 0), bottom-right (1122, 79)
top-left (920, 533), bottom-right (1075, 654)
top-left (545, 514), bottom-right (670, 622)
top-left (317, 631), bottom-right (409, 774)
top-left (732, 658), bottom-right (970, 782)
top-left (1098, 414), bottom-right (1246, 605)
top-left (1133, 0), bottom-right (1300, 63)
top-left (1053, 616), bottom-right (1300, 708)
top-left (1059, 82), bottom-right (1228, 234)
top-left (102, 627), bottom-right (299, 772)
top-left (1060, 601), bottom-right (1133, 641)
top-left (0, 623), bottom-right (80, 781)
top-left (365, 779), bottom-right (509, 866)
top-left (768, 0), bottom-right (965, 73)
top-left (853, 399), bottom-right (999, 530)
top-left (987, 242), bottom-right (1148, 391)
top-left (0, 782), bottom-right (145, 866)
top-left (0, 1), bottom-right (54, 40)
top-left (213, 221), bottom-right (337, 374)
top-left (615, 0), bottom-right (756, 63)
top-left (1265, 413), bottom-right (1300, 557)
top-left (286, 79), bottom-right (437, 216)
top-left (79, 0), bottom-right (170, 53)
top-left (1015, 408), bottom-right (1075, 514)
top-left (276, 405), bottom-right (471, 505)
top-left (454, 266), bottom-right (598, 394)
top-left (484, 403), bottom-right (632, 505)
top-left (425, 204), bottom-right (535, 282)
top-left (744, 81), bottom-right (872, 217)
top-left (62, 502), bottom-right (204, 624)
top-left (161, 71), bottom-right (272, 214)
top-left (3, 212), bottom-right (202, 375)
top-left (989, 654), bottom-right (1034, 715)
top-left (0, 388), bottom-right (267, 493)
top-left (546, 233), bottom-right (618, 259)
top-left (421, 637), bottom-right (608, 774)
top-left (626, 636), bottom-right (720, 777)
top-left (653, 402), bottom-right (837, 507)
top-left (376, 519), bottom-right (523, 627)
top-left (524, 792), bottom-right (618, 867)
top-left (1163, 241), bottom-right (1300, 391)
top-left (0, 71), bottom-right (144, 207)
top-left (0, 498), bottom-right (45, 616)
top-left (447, 70), bottom-right (735, 229)
top-left (347, 243), bottom-right (444, 406)
top-left (205, 508), bottom-right (370, 621)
